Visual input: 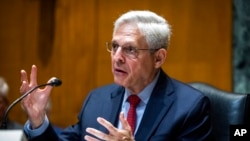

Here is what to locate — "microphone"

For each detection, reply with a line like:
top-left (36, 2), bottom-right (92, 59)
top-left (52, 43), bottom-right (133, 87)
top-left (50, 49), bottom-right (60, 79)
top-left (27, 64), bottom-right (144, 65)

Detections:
top-left (0, 77), bottom-right (62, 129)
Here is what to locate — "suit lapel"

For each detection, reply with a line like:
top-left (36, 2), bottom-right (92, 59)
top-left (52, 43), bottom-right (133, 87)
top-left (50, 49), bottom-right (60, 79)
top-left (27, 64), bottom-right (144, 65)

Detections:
top-left (135, 70), bottom-right (175, 140)
top-left (98, 86), bottom-right (125, 133)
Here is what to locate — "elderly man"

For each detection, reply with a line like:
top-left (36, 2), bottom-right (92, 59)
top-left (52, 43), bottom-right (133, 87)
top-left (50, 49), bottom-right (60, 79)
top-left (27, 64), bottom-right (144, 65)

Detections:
top-left (20, 10), bottom-right (212, 140)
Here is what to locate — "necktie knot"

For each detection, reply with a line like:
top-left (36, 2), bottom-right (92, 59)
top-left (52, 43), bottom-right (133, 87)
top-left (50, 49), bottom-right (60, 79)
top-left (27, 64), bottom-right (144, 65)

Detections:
top-left (128, 95), bottom-right (141, 107)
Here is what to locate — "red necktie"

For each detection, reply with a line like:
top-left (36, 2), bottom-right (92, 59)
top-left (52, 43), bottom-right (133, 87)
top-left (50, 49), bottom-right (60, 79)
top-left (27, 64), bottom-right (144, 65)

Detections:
top-left (127, 95), bottom-right (141, 134)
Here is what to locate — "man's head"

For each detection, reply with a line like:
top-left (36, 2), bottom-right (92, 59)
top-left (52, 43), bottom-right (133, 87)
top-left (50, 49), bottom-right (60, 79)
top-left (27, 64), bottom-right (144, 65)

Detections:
top-left (113, 10), bottom-right (171, 50)
top-left (0, 77), bottom-right (9, 121)
top-left (109, 10), bottom-right (171, 94)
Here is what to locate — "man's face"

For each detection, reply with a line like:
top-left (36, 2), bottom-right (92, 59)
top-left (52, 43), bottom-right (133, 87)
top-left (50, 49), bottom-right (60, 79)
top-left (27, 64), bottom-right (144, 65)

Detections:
top-left (111, 23), bottom-right (158, 94)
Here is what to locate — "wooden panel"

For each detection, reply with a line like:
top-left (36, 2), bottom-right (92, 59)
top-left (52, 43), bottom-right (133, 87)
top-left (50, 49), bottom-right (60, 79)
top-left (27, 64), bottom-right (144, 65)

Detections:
top-left (0, 0), bottom-right (232, 128)
top-left (162, 0), bottom-right (232, 91)
top-left (0, 0), bottom-right (41, 126)
top-left (46, 0), bottom-right (97, 126)
top-left (96, 0), bottom-right (232, 91)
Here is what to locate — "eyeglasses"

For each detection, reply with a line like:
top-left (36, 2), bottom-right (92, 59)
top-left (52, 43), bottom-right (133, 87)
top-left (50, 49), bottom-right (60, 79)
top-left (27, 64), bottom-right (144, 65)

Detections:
top-left (106, 42), bottom-right (158, 59)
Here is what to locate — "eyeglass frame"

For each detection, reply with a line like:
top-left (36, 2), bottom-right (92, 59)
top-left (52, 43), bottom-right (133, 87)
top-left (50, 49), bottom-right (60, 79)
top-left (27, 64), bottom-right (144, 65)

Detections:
top-left (105, 42), bottom-right (160, 59)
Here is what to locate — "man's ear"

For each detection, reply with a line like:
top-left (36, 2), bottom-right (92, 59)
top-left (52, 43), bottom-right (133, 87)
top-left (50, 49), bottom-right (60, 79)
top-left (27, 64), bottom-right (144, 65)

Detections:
top-left (154, 48), bottom-right (167, 68)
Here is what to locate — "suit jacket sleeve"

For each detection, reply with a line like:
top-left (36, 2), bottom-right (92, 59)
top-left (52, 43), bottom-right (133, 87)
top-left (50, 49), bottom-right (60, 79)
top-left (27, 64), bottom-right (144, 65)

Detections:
top-left (28, 124), bottom-right (59, 141)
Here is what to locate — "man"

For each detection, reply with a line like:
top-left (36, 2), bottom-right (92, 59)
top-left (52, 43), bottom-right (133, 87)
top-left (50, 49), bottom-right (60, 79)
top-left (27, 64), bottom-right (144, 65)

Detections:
top-left (0, 77), bottom-right (23, 129)
top-left (20, 10), bottom-right (212, 140)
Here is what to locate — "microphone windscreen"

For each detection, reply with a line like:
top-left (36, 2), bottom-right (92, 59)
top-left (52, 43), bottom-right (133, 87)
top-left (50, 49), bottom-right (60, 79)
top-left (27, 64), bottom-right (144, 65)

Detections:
top-left (49, 78), bottom-right (62, 87)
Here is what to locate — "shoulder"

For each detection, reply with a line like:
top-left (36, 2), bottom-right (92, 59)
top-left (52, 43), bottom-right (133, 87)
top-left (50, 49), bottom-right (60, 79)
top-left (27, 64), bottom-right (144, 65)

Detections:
top-left (159, 70), bottom-right (205, 100)
top-left (171, 79), bottom-right (204, 97)
top-left (170, 79), bottom-right (210, 110)
top-left (161, 75), bottom-right (208, 107)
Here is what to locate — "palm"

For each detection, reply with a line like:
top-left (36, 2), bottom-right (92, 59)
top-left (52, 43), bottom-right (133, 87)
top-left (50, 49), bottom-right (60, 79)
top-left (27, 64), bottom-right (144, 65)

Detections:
top-left (25, 88), bottom-right (49, 116)
top-left (20, 65), bottom-right (53, 128)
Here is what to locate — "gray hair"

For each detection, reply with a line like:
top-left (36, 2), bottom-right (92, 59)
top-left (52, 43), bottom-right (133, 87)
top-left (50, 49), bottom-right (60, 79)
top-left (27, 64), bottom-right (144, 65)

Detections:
top-left (0, 77), bottom-right (9, 96)
top-left (113, 10), bottom-right (171, 50)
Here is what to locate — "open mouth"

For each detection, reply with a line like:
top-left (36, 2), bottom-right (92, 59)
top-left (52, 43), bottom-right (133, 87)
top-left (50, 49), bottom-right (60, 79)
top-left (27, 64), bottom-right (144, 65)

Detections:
top-left (114, 68), bottom-right (127, 75)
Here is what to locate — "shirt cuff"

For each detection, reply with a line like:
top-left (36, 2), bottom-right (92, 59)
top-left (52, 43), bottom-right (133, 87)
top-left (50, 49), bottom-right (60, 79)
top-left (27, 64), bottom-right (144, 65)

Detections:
top-left (24, 115), bottom-right (49, 139)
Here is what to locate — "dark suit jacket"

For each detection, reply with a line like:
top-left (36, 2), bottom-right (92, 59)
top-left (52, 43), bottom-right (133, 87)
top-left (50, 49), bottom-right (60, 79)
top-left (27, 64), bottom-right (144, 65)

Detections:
top-left (30, 70), bottom-right (212, 141)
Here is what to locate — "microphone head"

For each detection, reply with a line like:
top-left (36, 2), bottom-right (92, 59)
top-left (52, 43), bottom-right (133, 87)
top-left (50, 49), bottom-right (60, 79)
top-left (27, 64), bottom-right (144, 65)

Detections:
top-left (49, 78), bottom-right (62, 87)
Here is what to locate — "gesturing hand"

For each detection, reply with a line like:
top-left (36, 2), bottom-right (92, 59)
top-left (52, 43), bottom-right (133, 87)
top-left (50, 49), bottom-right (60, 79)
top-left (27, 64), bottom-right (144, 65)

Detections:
top-left (85, 112), bottom-right (135, 141)
top-left (20, 65), bottom-right (54, 129)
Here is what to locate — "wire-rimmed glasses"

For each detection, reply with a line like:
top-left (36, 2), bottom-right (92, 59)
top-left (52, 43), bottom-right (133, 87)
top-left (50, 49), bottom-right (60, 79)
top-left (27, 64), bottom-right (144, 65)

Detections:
top-left (106, 42), bottom-right (158, 59)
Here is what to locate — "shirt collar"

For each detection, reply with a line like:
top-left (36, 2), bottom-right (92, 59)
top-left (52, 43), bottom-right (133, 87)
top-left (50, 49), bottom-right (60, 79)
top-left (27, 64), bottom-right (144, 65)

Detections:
top-left (124, 71), bottom-right (160, 105)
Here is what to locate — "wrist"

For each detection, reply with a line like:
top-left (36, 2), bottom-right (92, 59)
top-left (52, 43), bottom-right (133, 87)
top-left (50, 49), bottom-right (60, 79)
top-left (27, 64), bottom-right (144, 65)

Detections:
top-left (30, 114), bottom-right (45, 129)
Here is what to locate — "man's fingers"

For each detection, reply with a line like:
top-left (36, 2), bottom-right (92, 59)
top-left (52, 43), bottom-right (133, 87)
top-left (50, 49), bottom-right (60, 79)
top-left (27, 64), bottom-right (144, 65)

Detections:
top-left (120, 112), bottom-right (132, 131)
top-left (86, 127), bottom-right (109, 140)
top-left (84, 135), bottom-right (100, 141)
top-left (20, 70), bottom-right (28, 83)
top-left (97, 117), bottom-right (118, 134)
top-left (20, 80), bottom-right (28, 94)
top-left (29, 65), bottom-right (38, 87)
top-left (86, 117), bottom-right (134, 141)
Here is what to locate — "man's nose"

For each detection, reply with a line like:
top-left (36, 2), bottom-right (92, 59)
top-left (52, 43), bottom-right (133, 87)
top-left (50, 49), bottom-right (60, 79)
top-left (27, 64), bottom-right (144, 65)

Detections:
top-left (112, 47), bottom-right (125, 61)
top-left (113, 47), bottom-right (123, 56)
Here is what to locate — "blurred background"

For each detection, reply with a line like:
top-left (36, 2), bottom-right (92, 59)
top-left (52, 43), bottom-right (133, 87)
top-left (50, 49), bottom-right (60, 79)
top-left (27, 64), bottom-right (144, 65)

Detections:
top-left (0, 0), bottom-right (248, 128)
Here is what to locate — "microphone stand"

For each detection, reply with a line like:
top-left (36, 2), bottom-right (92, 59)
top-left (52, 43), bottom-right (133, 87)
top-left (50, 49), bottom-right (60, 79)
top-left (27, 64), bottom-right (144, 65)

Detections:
top-left (0, 78), bottom-right (61, 129)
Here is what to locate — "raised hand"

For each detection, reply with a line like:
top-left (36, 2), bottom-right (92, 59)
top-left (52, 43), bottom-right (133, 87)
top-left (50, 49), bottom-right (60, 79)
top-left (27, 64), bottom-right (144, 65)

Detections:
top-left (20, 65), bottom-right (54, 129)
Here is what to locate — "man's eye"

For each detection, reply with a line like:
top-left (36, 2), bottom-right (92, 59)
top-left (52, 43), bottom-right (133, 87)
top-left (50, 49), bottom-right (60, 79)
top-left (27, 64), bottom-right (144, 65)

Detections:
top-left (126, 46), bottom-right (136, 53)
top-left (112, 44), bottom-right (119, 50)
